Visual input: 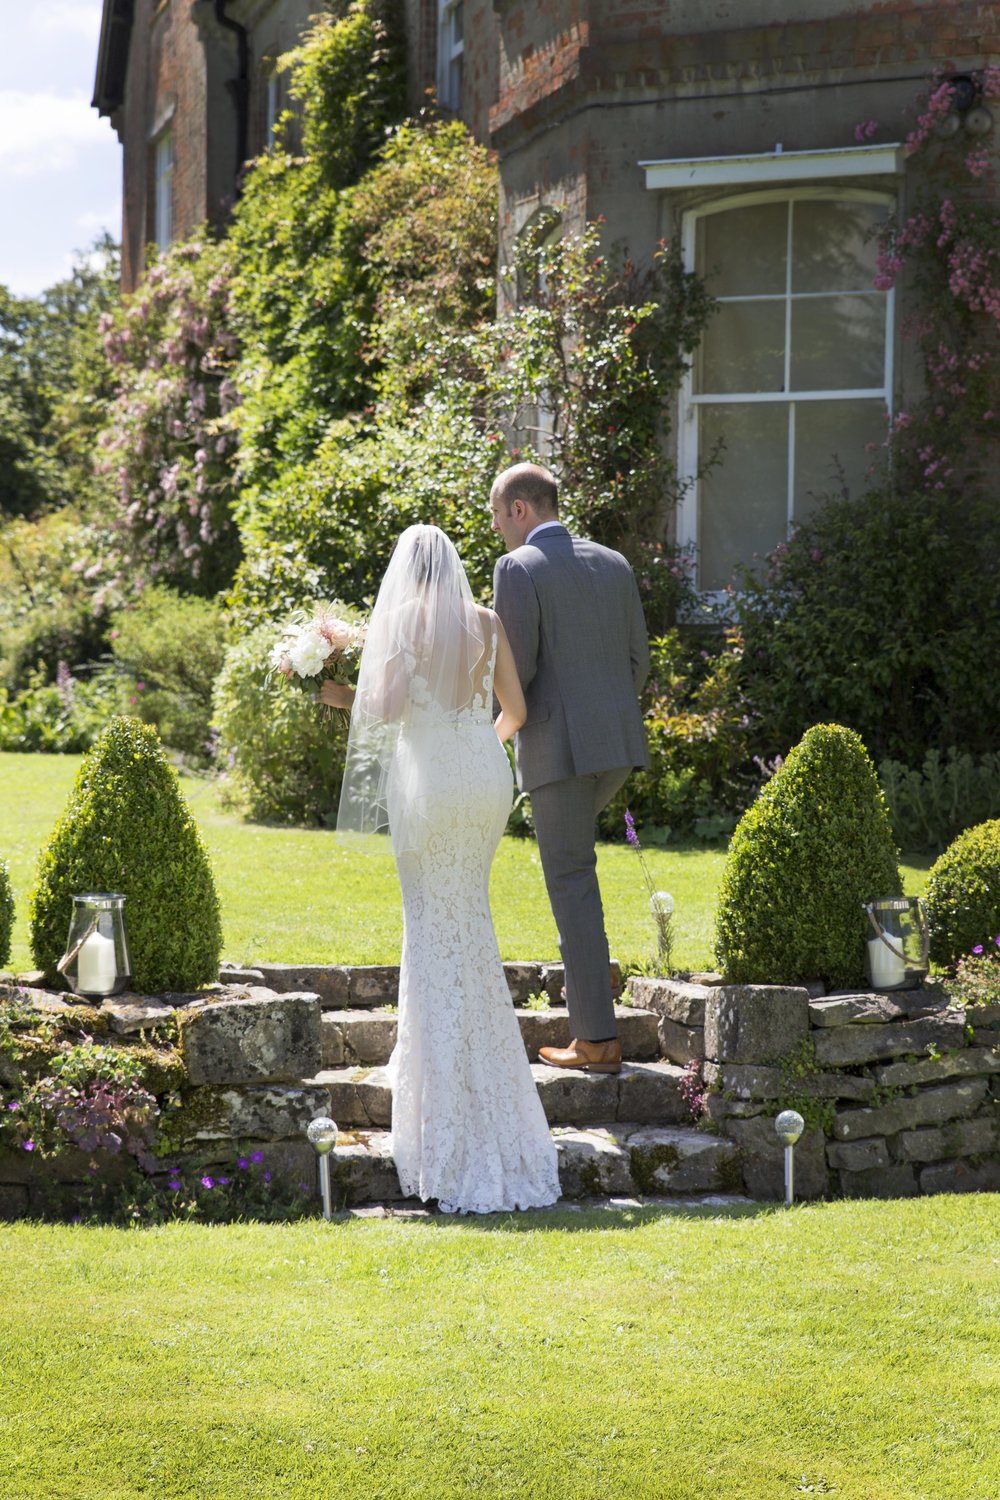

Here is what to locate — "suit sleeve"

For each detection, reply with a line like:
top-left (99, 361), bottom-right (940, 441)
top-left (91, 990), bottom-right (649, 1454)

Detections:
top-left (628, 570), bottom-right (650, 697)
top-left (493, 554), bottom-right (540, 690)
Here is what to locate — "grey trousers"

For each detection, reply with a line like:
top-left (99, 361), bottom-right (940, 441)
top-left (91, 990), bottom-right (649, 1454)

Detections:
top-left (530, 767), bottom-right (631, 1042)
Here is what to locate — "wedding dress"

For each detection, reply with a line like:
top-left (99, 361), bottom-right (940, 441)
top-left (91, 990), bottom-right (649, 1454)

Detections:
top-left (339, 526), bottom-right (560, 1214)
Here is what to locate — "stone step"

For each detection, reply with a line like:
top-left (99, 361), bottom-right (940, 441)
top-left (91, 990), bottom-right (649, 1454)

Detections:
top-left (327, 1123), bottom-right (743, 1205)
top-left (320, 1004), bottom-right (660, 1069)
top-left (220, 960), bottom-right (621, 1010)
top-left (308, 1058), bottom-right (690, 1129)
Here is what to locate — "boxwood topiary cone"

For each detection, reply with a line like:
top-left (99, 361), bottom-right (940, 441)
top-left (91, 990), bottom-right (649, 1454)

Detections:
top-left (715, 723), bottom-right (902, 988)
top-left (0, 858), bottom-right (13, 970)
top-left (29, 716), bottom-right (222, 993)
top-left (925, 818), bottom-right (1000, 966)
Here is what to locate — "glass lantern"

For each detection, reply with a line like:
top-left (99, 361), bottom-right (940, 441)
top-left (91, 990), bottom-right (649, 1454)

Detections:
top-left (863, 897), bottom-right (929, 991)
top-left (58, 893), bottom-right (132, 999)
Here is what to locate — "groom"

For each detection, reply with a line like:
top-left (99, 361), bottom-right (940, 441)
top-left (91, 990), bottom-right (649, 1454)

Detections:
top-left (491, 462), bottom-right (650, 1073)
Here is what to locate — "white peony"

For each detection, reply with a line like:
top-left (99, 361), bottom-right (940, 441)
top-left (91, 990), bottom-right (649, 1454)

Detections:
top-left (288, 627), bottom-right (330, 679)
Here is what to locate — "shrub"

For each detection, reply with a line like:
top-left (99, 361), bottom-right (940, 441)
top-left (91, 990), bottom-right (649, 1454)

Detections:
top-left (925, 819), bottom-right (1000, 967)
top-left (230, 403), bottom-right (503, 626)
top-left (0, 509), bottom-right (110, 693)
top-left (0, 859), bottom-right (13, 969)
top-left (878, 749), bottom-right (1000, 853)
top-left (598, 629), bottom-right (754, 841)
top-left (212, 621), bottom-right (349, 825)
top-left (29, 717), bottom-right (222, 993)
top-left (95, 234), bottom-right (241, 596)
top-left (0, 664), bottom-right (124, 753)
top-left (109, 586), bottom-right (227, 761)
top-left (715, 723), bottom-right (901, 987)
top-left (734, 485), bottom-right (1000, 767)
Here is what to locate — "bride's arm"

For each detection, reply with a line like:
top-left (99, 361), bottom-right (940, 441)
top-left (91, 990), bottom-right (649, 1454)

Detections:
top-left (318, 681), bottom-right (355, 710)
top-left (492, 615), bottom-right (527, 743)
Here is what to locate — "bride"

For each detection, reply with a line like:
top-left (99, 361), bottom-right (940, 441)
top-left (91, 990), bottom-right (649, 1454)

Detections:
top-left (322, 524), bottom-right (561, 1214)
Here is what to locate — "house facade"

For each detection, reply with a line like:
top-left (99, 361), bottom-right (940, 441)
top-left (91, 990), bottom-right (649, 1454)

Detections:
top-left (489, 0), bottom-right (998, 590)
top-left (95, 0), bottom-right (998, 590)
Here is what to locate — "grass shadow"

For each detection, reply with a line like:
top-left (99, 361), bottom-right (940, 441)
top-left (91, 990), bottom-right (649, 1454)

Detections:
top-left (356, 1198), bottom-right (780, 1233)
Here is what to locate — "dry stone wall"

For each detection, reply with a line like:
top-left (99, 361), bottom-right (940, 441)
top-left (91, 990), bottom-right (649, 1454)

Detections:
top-left (631, 975), bottom-right (1000, 1200)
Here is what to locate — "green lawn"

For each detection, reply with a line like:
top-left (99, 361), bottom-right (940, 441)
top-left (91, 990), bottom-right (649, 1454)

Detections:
top-left (0, 751), bottom-right (932, 975)
top-left (1, 1195), bottom-right (998, 1499)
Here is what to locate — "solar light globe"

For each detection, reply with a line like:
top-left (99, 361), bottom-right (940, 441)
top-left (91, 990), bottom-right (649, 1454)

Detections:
top-left (775, 1109), bottom-right (805, 1147)
top-left (307, 1116), bottom-right (338, 1154)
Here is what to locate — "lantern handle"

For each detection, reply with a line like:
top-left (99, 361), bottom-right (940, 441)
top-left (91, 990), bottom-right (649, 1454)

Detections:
top-left (863, 903), bottom-right (906, 961)
top-left (55, 914), bottom-right (101, 975)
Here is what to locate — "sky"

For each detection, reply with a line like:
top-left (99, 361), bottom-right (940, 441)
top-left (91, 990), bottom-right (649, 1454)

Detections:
top-left (0, 0), bottom-right (121, 298)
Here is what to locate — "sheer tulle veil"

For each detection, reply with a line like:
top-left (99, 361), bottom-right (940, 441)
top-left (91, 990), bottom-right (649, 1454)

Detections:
top-left (336, 524), bottom-right (490, 850)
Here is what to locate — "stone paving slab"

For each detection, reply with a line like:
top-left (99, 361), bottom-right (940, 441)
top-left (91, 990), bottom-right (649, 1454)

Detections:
top-left (309, 1059), bottom-right (688, 1128)
top-left (321, 1124), bottom-right (750, 1205)
top-left (627, 976), bottom-right (710, 1026)
top-left (320, 1005), bottom-right (660, 1070)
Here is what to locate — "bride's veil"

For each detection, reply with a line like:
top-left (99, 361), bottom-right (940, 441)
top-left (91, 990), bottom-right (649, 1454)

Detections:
top-left (337, 524), bottom-right (490, 848)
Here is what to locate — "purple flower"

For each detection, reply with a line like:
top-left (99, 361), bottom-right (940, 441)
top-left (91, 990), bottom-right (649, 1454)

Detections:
top-left (263, 1171), bottom-right (272, 1183)
top-left (23, 1141), bottom-right (35, 1152)
top-left (250, 1151), bottom-right (264, 1165)
top-left (168, 1179), bottom-right (182, 1192)
top-left (236, 1156), bottom-right (249, 1169)
top-left (7, 1101), bottom-right (18, 1111)
top-left (200, 1175), bottom-right (214, 1189)
top-left (973, 945), bottom-right (984, 955)
top-left (218, 1177), bottom-right (230, 1187)
top-left (624, 810), bottom-right (639, 849)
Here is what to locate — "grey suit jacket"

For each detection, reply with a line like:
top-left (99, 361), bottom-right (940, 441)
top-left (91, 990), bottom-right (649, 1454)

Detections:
top-left (493, 526), bottom-right (650, 793)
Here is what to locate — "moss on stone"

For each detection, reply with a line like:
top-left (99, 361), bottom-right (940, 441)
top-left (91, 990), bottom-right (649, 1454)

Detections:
top-left (629, 1142), bottom-right (680, 1196)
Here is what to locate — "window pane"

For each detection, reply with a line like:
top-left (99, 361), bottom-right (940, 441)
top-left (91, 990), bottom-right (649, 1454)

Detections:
top-left (792, 198), bottom-right (885, 292)
top-left (698, 403), bottom-right (788, 590)
top-left (697, 300), bottom-right (785, 394)
top-left (790, 294), bottom-right (885, 391)
top-left (696, 201), bottom-right (787, 297)
top-left (792, 398), bottom-right (887, 525)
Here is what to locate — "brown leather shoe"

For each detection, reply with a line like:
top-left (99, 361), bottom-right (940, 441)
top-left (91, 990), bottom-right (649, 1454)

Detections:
top-left (538, 1038), bottom-right (622, 1074)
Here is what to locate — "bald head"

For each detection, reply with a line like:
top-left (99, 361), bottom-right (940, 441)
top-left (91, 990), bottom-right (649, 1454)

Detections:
top-left (489, 463), bottom-right (559, 551)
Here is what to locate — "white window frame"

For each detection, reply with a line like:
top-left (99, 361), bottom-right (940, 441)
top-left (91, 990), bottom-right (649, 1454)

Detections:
top-left (437, 0), bottom-right (464, 113)
top-left (264, 66), bottom-right (280, 151)
top-left (153, 128), bottom-right (174, 248)
top-left (677, 185), bottom-right (897, 597)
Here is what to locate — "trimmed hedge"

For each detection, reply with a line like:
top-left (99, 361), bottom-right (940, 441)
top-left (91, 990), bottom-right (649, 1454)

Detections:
top-left (0, 858), bottom-right (13, 969)
top-left (925, 819), bottom-right (1000, 966)
top-left (715, 723), bottom-right (901, 987)
top-left (29, 717), bottom-right (222, 993)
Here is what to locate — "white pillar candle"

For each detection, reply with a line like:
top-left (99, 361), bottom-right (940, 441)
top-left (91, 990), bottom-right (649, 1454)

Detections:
top-left (868, 934), bottom-right (905, 990)
top-left (77, 930), bottom-right (118, 995)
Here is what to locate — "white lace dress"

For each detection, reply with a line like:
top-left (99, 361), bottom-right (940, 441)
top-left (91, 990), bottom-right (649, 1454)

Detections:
top-left (385, 627), bottom-right (561, 1214)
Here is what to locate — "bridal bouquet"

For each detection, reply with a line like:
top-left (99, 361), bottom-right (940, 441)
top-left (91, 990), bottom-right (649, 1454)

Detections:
top-left (268, 604), bottom-right (366, 724)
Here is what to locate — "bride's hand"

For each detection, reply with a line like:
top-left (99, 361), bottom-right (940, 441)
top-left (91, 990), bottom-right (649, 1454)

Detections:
top-left (319, 680), bottom-right (355, 710)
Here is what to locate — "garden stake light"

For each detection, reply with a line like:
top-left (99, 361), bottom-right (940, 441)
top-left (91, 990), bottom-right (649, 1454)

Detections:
top-left (307, 1116), bottom-right (338, 1219)
top-left (775, 1109), bottom-right (805, 1207)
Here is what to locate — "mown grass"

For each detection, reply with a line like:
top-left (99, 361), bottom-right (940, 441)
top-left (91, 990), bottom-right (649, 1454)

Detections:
top-left (1, 1194), bottom-right (998, 1499)
top-left (0, 751), bottom-right (932, 975)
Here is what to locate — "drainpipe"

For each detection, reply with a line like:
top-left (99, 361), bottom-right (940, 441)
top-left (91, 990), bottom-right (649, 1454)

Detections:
top-left (212, 0), bottom-right (250, 194)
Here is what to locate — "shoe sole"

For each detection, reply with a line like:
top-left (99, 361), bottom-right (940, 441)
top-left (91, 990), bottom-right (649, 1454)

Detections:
top-left (538, 1058), bottom-right (622, 1074)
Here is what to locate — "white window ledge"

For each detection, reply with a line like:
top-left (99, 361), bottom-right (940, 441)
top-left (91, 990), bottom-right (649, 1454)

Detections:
top-left (639, 143), bottom-right (904, 191)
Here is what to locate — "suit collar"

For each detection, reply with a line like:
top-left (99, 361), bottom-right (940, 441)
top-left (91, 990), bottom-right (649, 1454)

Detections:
top-left (525, 522), bottom-right (569, 545)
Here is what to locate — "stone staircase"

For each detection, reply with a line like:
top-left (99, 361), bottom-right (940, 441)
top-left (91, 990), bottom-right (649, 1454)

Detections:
top-left (219, 960), bottom-right (746, 1210)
